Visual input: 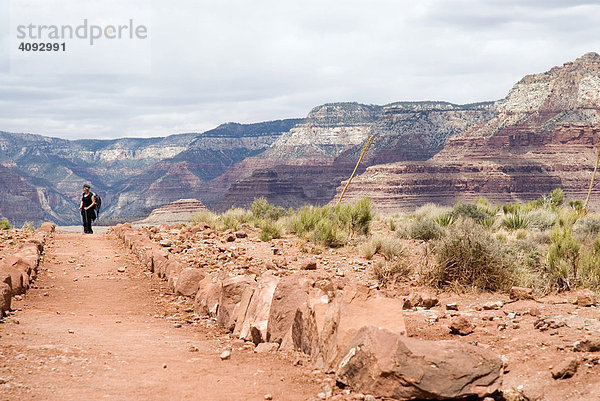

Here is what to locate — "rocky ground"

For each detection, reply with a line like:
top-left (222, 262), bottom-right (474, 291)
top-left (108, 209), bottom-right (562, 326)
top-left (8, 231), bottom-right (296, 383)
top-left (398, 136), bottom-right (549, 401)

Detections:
top-left (147, 222), bottom-right (600, 401)
top-left (0, 229), bottom-right (34, 262)
top-left (2, 223), bottom-right (600, 400)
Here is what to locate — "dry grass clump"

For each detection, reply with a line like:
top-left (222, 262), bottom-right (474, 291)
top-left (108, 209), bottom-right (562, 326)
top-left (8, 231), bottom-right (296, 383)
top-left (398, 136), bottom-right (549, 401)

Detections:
top-left (423, 218), bottom-right (513, 291)
top-left (361, 235), bottom-right (404, 260)
top-left (221, 207), bottom-right (253, 230)
top-left (573, 215), bottom-right (600, 242)
top-left (526, 208), bottom-right (557, 231)
top-left (404, 218), bottom-right (444, 241)
top-left (546, 227), bottom-right (581, 291)
top-left (21, 221), bottom-right (35, 231)
top-left (580, 238), bottom-right (600, 291)
top-left (191, 210), bottom-right (220, 230)
top-left (414, 203), bottom-right (451, 221)
top-left (373, 260), bottom-right (411, 286)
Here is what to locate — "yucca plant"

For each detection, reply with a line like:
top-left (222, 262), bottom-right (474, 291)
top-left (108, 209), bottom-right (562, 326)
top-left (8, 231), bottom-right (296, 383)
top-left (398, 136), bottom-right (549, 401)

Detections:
top-left (435, 214), bottom-right (454, 227)
top-left (502, 211), bottom-right (529, 230)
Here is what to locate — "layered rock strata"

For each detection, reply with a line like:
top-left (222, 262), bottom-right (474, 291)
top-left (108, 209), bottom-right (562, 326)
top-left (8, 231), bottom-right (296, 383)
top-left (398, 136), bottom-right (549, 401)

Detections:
top-left (337, 52), bottom-right (600, 212)
top-left (134, 199), bottom-right (209, 225)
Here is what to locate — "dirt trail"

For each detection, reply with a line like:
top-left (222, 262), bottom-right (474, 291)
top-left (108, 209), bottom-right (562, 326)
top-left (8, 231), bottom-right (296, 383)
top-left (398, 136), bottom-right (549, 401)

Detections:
top-left (0, 232), bottom-right (321, 401)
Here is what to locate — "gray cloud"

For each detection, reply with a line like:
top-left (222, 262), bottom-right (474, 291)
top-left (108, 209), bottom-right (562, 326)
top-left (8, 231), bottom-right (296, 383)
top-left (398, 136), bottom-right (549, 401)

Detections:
top-left (1, 0), bottom-right (599, 139)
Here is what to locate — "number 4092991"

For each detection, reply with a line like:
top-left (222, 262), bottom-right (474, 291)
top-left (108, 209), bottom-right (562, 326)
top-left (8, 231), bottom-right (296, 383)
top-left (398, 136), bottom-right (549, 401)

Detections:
top-left (18, 42), bottom-right (66, 51)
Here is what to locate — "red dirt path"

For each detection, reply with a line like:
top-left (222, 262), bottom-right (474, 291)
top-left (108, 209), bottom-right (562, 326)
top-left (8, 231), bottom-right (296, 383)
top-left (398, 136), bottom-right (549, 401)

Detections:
top-left (0, 232), bottom-right (322, 401)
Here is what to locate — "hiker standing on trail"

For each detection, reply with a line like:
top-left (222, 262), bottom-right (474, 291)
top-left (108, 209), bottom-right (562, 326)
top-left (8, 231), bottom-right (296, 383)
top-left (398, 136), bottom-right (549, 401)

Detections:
top-left (79, 184), bottom-right (96, 234)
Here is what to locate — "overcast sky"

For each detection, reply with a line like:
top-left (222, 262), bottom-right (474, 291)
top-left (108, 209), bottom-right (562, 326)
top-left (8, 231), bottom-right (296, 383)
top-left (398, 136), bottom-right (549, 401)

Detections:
top-left (1, 0), bottom-right (599, 140)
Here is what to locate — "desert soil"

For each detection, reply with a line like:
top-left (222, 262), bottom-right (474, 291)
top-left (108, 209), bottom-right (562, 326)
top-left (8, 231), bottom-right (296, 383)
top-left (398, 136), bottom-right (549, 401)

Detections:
top-left (0, 232), bottom-right (323, 401)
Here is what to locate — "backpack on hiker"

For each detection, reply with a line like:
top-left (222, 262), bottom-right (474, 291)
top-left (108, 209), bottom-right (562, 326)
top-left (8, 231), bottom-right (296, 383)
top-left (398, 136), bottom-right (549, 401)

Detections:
top-left (93, 193), bottom-right (102, 217)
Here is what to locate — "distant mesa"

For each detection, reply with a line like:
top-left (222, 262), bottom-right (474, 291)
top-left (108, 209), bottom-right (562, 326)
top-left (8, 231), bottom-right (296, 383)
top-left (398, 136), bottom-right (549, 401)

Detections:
top-left (135, 199), bottom-right (209, 225)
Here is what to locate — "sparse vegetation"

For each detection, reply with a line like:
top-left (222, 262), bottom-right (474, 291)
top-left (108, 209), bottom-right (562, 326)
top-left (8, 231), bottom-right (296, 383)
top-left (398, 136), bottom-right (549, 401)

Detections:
top-left (188, 187), bottom-right (600, 294)
top-left (547, 227), bottom-right (580, 291)
top-left (361, 236), bottom-right (404, 260)
top-left (424, 218), bottom-right (513, 291)
top-left (502, 211), bottom-right (529, 230)
top-left (191, 210), bottom-right (219, 229)
top-left (22, 221), bottom-right (35, 231)
top-left (0, 218), bottom-right (11, 230)
top-left (288, 198), bottom-right (373, 246)
top-left (451, 202), bottom-right (493, 223)
top-left (221, 207), bottom-right (252, 230)
top-left (405, 218), bottom-right (443, 241)
top-left (373, 260), bottom-right (410, 286)
top-left (259, 220), bottom-right (282, 242)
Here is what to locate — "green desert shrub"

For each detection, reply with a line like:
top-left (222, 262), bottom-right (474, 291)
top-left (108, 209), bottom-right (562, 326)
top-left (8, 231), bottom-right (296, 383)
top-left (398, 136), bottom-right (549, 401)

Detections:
top-left (250, 198), bottom-right (272, 219)
top-left (479, 216), bottom-right (496, 229)
top-left (451, 202), bottom-right (492, 223)
top-left (434, 213), bottom-right (454, 227)
top-left (259, 220), bottom-right (282, 242)
top-left (335, 197), bottom-right (374, 237)
top-left (573, 216), bottom-right (600, 243)
top-left (546, 227), bottom-right (581, 291)
top-left (291, 205), bottom-right (329, 236)
top-left (557, 207), bottom-right (579, 228)
top-left (290, 198), bottom-right (373, 246)
top-left (550, 188), bottom-right (565, 208)
top-left (425, 218), bottom-right (512, 291)
top-left (569, 200), bottom-right (584, 212)
top-left (0, 218), bottom-right (11, 230)
top-left (309, 218), bottom-right (345, 247)
top-left (475, 197), bottom-right (499, 215)
top-left (502, 211), bottom-right (529, 230)
top-left (526, 208), bottom-right (557, 231)
top-left (406, 218), bottom-right (444, 241)
top-left (250, 198), bottom-right (289, 222)
top-left (502, 203), bottom-right (522, 215)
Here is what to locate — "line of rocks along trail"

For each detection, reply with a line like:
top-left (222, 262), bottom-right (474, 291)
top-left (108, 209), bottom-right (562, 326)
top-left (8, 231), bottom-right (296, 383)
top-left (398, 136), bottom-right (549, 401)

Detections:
top-left (0, 231), bottom-right (321, 401)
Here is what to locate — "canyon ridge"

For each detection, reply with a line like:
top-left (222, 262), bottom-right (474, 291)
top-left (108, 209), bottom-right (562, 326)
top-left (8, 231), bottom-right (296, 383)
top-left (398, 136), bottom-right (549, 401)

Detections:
top-left (2, 53), bottom-right (600, 225)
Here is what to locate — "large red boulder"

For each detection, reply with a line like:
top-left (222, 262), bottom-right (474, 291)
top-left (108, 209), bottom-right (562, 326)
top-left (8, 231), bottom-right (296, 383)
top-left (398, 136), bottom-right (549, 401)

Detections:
top-left (320, 285), bottom-right (407, 372)
top-left (216, 275), bottom-right (256, 331)
top-left (0, 266), bottom-right (25, 295)
top-left (174, 268), bottom-right (205, 297)
top-left (194, 276), bottom-right (221, 316)
top-left (267, 274), bottom-right (322, 350)
top-left (239, 271), bottom-right (280, 344)
top-left (39, 222), bottom-right (55, 233)
top-left (0, 282), bottom-right (11, 316)
top-left (336, 326), bottom-right (503, 400)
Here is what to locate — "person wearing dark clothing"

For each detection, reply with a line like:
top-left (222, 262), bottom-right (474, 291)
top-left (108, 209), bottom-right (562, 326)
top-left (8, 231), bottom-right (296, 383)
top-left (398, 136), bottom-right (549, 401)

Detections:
top-left (79, 184), bottom-right (96, 234)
